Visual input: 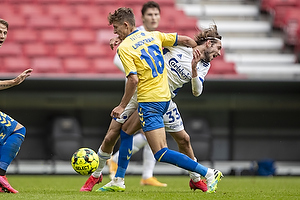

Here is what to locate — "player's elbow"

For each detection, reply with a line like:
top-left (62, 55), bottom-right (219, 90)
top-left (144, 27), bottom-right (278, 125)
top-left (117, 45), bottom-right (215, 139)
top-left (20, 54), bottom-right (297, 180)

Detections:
top-left (192, 89), bottom-right (202, 97)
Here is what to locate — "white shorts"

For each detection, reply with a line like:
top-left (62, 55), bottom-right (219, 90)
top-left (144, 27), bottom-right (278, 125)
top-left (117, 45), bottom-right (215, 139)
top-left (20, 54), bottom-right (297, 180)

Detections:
top-left (115, 91), bottom-right (138, 124)
top-left (116, 92), bottom-right (184, 133)
top-left (163, 100), bottom-right (184, 133)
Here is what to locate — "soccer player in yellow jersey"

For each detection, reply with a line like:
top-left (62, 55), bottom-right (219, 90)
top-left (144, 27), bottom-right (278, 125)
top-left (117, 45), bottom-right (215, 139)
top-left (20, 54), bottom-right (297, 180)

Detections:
top-left (0, 18), bottom-right (33, 193)
top-left (105, 8), bottom-right (223, 193)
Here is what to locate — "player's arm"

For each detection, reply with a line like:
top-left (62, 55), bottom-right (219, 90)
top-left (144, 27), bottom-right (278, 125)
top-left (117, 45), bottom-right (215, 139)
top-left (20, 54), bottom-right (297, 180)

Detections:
top-left (111, 74), bottom-right (138, 118)
top-left (177, 35), bottom-right (197, 48)
top-left (0, 69), bottom-right (33, 90)
top-left (191, 48), bottom-right (203, 97)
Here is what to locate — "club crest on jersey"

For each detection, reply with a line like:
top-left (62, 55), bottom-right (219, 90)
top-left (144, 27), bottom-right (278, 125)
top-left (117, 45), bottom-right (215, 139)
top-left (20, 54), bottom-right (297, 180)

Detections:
top-left (169, 58), bottom-right (190, 80)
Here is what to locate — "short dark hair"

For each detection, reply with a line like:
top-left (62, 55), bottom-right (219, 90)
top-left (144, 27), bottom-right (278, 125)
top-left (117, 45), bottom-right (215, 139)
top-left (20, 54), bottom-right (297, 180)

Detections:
top-left (0, 19), bottom-right (9, 30)
top-left (141, 1), bottom-right (160, 16)
top-left (108, 7), bottom-right (135, 27)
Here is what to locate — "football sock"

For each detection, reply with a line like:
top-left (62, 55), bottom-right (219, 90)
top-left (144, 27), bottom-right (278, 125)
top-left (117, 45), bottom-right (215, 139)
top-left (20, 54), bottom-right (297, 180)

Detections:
top-left (189, 157), bottom-right (201, 182)
top-left (0, 127), bottom-right (25, 173)
top-left (115, 130), bottom-right (133, 178)
top-left (92, 146), bottom-right (111, 178)
top-left (154, 148), bottom-right (208, 177)
top-left (112, 133), bottom-right (147, 163)
top-left (142, 143), bottom-right (156, 179)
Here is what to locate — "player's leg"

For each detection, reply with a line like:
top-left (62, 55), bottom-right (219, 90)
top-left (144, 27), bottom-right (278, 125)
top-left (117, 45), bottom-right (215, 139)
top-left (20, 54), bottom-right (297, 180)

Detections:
top-left (140, 102), bottom-right (222, 193)
top-left (109, 132), bottom-right (148, 179)
top-left (140, 142), bottom-right (167, 187)
top-left (165, 100), bottom-right (206, 191)
top-left (0, 123), bottom-right (25, 193)
top-left (83, 95), bottom-right (139, 192)
top-left (80, 119), bottom-right (122, 191)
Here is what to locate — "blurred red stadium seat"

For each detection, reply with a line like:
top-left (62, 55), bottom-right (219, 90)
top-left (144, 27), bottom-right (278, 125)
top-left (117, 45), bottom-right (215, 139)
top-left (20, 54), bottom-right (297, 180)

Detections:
top-left (0, 43), bottom-right (22, 57)
top-left (96, 29), bottom-right (116, 44)
top-left (1, 4), bottom-right (17, 16)
top-left (32, 57), bottom-right (63, 73)
top-left (93, 58), bottom-right (122, 74)
top-left (39, 0), bottom-right (62, 4)
top-left (41, 30), bottom-right (68, 43)
top-left (23, 43), bottom-right (50, 57)
top-left (94, 0), bottom-right (119, 5)
top-left (3, 57), bottom-right (30, 73)
top-left (59, 15), bottom-right (85, 29)
top-left (209, 60), bottom-right (237, 75)
top-left (260, 0), bottom-right (298, 13)
top-left (12, 29), bottom-right (38, 43)
top-left (64, 58), bottom-right (91, 73)
top-left (73, 4), bottom-right (102, 18)
top-left (1, 15), bottom-right (26, 29)
top-left (17, 4), bottom-right (45, 17)
top-left (64, 0), bottom-right (90, 4)
top-left (46, 4), bottom-right (74, 18)
top-left (70, 30), bottom-right (96, 44)
top-left (82, 44), bottom-right (108, 58)
top-left (87, 14), bottom-right (111, 29)
top-left (28, 15), bottom-right (57, 29)
top-left (54, 43), bottom-right (79, 58)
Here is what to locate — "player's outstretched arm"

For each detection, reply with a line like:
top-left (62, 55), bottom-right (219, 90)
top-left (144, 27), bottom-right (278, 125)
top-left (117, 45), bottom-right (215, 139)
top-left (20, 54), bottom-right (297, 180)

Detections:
top-left (0, 68), bottom-right (33, 90)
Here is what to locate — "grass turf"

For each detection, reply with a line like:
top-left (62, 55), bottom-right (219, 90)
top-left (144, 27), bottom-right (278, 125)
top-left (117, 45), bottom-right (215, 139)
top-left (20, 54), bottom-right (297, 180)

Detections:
top-left (1, 175), bottom-right (300, 200)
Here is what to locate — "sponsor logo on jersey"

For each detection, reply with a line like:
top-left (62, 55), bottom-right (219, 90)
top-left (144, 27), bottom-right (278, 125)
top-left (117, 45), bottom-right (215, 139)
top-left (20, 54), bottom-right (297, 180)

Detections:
top-left (168, 58), bottom-right (190, 80)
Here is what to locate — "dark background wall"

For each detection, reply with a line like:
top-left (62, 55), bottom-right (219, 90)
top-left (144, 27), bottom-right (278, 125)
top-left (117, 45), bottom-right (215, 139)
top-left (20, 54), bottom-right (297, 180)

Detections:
top-left (1, 78), bottom-right (300, 162)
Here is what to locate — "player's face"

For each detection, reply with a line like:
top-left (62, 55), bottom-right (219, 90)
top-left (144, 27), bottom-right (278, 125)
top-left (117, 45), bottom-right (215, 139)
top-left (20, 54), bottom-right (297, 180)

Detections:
top-left (112, 21), bottom-right (132, 40)
top-left (142, 8), bottom-right (160, 31)
top-left (0, 23), bottom-right (8, 48)
top-left (203, 40), bottom-right (222, 62)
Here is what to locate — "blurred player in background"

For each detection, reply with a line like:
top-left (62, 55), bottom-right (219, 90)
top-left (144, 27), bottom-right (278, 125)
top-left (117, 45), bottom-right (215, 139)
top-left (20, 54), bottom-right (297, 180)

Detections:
top-left (108, 1), bottom-right (167, 187)
top-left (0, 18), bottom-right (33, 193)
top-left (99, 24), bottom-right (223, 192)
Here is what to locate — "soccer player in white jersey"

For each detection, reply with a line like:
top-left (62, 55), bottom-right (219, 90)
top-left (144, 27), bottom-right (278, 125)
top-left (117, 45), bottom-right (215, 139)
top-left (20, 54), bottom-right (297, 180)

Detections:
top-left (108, 1), bottom-right (168, 187)
top-left (98, 24), bottom-right (223, 192)
top-left (0, 18), bottom-right (33, 193)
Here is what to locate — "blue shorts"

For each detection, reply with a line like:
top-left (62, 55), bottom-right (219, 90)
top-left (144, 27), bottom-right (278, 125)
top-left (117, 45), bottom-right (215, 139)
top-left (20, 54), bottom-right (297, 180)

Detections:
top-left (0, 111), bottom-right (19, 145)
top-left (138, 101), bottom-right (170, 132)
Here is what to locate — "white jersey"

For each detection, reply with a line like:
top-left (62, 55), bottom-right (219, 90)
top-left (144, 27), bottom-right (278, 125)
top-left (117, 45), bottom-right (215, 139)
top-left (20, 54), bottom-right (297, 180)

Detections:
top-left (163, 46), bottom-right (210, 98)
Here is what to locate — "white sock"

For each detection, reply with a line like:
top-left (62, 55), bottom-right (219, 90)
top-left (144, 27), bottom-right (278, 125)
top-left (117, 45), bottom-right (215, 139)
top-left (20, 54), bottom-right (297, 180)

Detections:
top-left (189, 157), bottom-right (201, 182)
top-left (142, 143), bottom-right (156, 179)
top-left (92, 146), bottom-right (111, 178)
top-left (205, 168), bottom-right (214, 179)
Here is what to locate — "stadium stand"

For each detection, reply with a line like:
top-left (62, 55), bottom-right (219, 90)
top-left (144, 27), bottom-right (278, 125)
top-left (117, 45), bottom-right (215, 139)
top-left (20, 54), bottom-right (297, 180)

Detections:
top-left (1, 0), bottom-right (232, 77)
top-left (1, 0), bottom-right (299, 78)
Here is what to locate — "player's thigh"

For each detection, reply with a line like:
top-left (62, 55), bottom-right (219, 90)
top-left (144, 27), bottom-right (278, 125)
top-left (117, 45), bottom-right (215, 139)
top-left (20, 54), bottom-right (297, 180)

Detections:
top-left (144, 127), bottom-right (167, 154)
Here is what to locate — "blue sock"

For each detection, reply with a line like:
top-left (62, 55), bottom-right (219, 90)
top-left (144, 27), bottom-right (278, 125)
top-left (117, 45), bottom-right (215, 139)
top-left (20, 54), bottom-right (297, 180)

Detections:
top-left (154, 147), bottom-right (208, 176)
top-left (115, 129), bottom-right (133, 178)
top-left (0, 127), bottom-right (25, 172)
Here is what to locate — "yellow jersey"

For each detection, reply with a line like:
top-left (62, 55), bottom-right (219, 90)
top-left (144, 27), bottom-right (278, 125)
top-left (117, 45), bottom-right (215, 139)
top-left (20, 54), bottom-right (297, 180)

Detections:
top-left (117, 30), bottom-right (178, 102)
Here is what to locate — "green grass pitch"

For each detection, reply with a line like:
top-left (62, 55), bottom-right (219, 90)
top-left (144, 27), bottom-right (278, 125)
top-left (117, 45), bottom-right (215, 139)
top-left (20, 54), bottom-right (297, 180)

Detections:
top-left (1, 175), bottom-right (300, 200)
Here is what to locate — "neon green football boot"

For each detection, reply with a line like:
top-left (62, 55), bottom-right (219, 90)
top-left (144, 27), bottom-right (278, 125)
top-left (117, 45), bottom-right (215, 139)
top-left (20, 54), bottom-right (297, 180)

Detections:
top-left (96, 177), bottom-right (125, 192)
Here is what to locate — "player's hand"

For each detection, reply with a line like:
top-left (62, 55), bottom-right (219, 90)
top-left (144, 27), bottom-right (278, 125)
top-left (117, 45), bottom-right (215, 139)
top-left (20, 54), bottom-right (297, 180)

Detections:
top-left (192, 49), bottom-right (201, 69)
top-left (13, 68), bottom-right (33, 85)
top-left (109, 37), bottom-right (122, 50)
top-left (110, 105), bottom-right (125, 119)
